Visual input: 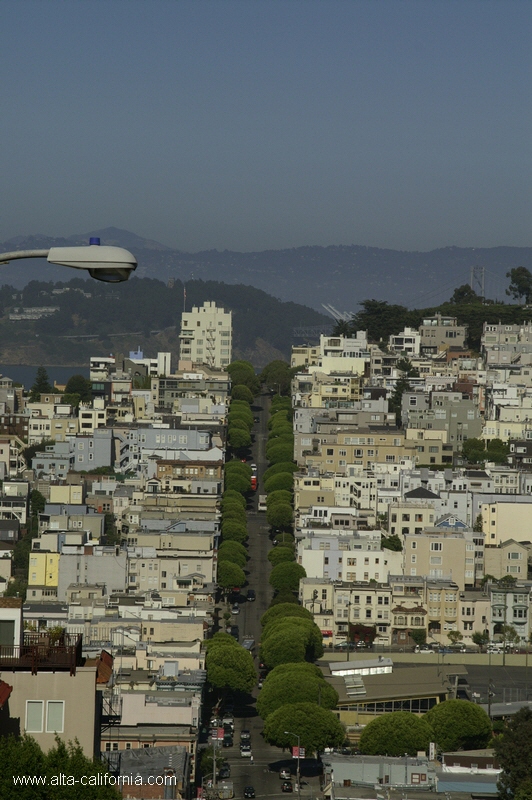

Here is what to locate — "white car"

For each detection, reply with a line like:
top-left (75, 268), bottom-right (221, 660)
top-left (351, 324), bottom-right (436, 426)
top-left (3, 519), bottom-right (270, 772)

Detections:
top-left (240, 745), bottom-right (252, 758)
top-left (231, 604), bottom-right (240, 615)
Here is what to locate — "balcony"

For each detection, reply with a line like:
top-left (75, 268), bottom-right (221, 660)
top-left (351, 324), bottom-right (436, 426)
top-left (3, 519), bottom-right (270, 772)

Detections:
top-left (0, 632), bottom-right (83, 675)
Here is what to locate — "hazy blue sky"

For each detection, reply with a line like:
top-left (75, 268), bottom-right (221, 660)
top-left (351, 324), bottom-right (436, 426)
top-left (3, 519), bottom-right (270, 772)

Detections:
top-left (2, 0), bottom-right (531, 252)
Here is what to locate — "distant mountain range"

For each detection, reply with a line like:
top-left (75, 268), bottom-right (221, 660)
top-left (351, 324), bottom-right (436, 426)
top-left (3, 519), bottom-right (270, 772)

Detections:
top-left (1, 227), bottom-right (531, 312)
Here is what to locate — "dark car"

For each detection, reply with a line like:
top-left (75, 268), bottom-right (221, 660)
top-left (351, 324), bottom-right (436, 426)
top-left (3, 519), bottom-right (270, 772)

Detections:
top-left (230, 626), bottom-right (239, 640)
top-left (218, 765), bottom-right (231, 779)
top-left (240, 729), bottom-right (251, 743)
top-left (247, 588), bottom-right (256, 601)
top-left (281, 781), bottom-right (293, 793)
top-left (222, 734), bottom-right (233, 748)
top-left (244, 788), bottom-right (255, 799)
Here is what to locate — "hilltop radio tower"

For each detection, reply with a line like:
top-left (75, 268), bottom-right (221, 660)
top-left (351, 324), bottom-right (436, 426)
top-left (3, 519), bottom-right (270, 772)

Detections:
top-left (470, 265), bottom-right (485, 298)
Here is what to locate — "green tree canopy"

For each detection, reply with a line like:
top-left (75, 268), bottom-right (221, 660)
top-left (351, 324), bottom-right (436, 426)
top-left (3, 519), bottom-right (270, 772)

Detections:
top-left (266, 502), bottom-right (293, 529)
top-left (267, 443), bottom-right (295, 465)
top-left (266, 489), bottom-right (293, 506)
top-left (217, 561), bottom-right (246, 591)
top-left (263, 703), bottom-right (345, 755)
top-left (261, 603), bottom-right (313, 629)
top-left (64, 374), bottom-right (92, 403)
top-left (225, 458), bottom-right (252, 473)
top-left (262, 616), bottom-right (323, 662)
top-left (268, 410), bottom-right (291, 429)
top-left (227, 361), bottom-right (260, 394)
top-left (221, 505), bottom-right (247, 524)
top-left (227, 417), bottom-right (251, 432)
top-left (224, 473), bottom-right (251, 495)
top-left (450, 284), bottom-right (481, 304)
top-left (269, 588), bottom-right (298, 606)
top-left (0, 734), bottom-right (120, 800)
top-left (264, 473), bottom-right (294, 494)
top-left (218, 542), bottom-right (247, 570)
top-left (221, 490), bottom-right (247, 508)
top-left (381, 533), bottom-right (403, 552)
top-left (461, 437), bottom-right (487, 464)
top-left (494, 707), bottom-right (532, 798)
top-left (426, 699), bottom-right (491, 752)
top-left (507, 267), bottom-right (532, 304)
top-left (472, 630), bottom-right (490, 650)
top-left (231, 384), bottom-right (254, 403)
top-left (260, 360), bottom-right (295, 395)
top-left (269, 561), bottom-right (306, 592)
top-left (359, 711), bottom-right (433, 756)
top-left (263, 462), bottom-right (298, 482)
top-left (257, 667), bottom-right (338, 719)
top-left (227, 426), bottom-right (252, 450)
top-left (28, 366), bottom-right (53, 402)
top-left (268, 546), bottom-right (295, 567)
top-left (260, 629), bottom-right (307, 668)
top-left (206, 641), bottom-right (256, 693)
top-left (220, 521), bottom-right (248, 543)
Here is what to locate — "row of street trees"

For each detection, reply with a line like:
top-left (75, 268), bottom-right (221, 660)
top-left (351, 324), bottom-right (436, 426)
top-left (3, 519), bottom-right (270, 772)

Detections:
top-left (258, 604), bottom-right (344, 753)
top-left (263, 393), bottom-right (305, 599)
top-left (359, 700), bottom-right (492, 757)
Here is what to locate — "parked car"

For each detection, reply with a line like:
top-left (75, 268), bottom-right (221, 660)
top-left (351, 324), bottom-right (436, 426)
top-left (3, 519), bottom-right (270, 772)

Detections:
top-left (218, 765), bottom-right (231, 779)
top-left (244, 788), bottom-right (255, 798)
top-left (250, 463), bottom-right (258, 475)
top-left (231, 603), bottom-right (240, 615)
top-left (240, 729), bottom-right (251, 742)
top-left (334, 641), bottom-right (356, 650)
top-left (414, 645), bottom-right (434, 653)
top-left (222, 734), bottom-right (233, 748)
top-left (279, 768), bottom-right (292, 780)
top-left (281, 781), bottom-right (293, 793)
top-left (247, 589), bottom-right (256, 601)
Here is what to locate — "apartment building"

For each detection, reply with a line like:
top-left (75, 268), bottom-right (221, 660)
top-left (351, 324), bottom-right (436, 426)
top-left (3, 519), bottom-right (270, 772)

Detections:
top-left (297, 533), bottom-right (402, 582)
top-left (419, 314), bottom-right (467, 353)
top-left (299, 577), bottom-right (393, 647)
top-left (481, 501), bottom-right (532, 546)
top-left (179, 301), bottom-right (232, 369)
top-left (303, 428), bottom-right (417, 474)
top-left (489, 583), bottom-right (532, 644)
top-left (403, 528), bottom-right (481, 591)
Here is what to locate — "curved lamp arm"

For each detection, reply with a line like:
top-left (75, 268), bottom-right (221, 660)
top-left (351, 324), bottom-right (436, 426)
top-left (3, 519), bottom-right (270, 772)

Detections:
top-left (0, 244), bottom-right (137, 283)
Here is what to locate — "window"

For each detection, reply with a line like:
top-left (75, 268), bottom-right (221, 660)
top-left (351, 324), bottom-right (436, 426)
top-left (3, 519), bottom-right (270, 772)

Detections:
top-left (26, 701), bottom-right (44, 733)
top-left (46, 701), bottom-right (64, 733)
top-left (430, 542), bottom-right (442, 551)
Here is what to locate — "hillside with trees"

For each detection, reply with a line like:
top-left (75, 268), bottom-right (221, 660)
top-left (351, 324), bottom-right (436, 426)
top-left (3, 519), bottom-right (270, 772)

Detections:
top-left (0, 276), bottom-right (329, 368)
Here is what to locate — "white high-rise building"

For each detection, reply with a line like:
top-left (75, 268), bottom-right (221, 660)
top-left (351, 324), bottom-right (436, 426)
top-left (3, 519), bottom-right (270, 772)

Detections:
top-left (179, 301), bottom-right (232, 369)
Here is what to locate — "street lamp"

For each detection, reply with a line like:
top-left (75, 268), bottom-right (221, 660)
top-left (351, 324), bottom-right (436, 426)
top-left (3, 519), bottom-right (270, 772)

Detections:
top-left (284, 730), bottom-right (301, 800)
top-left (0, 237), bottom-right (137, 282)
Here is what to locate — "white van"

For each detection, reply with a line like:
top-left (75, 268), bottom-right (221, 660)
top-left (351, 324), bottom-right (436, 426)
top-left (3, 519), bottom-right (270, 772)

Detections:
top-left (258, 495), bottom-right (267, 512)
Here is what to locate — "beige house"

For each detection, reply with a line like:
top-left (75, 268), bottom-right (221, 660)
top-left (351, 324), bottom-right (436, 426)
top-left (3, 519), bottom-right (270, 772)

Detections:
top-left (481, 502), bottom-right (532, 546)
top-left (403, 529), bottom-right (475, 591)
top-left (484, 539), bottom-right (531, 581)
top-left (299, 578), bottom-right (393, 648)
top-left (303, 429), bottom-right (417, 475)
top-left (0, 602), bottom-right (97, 756)
top-left (419, 314), bottom-right (467, 353)
top-left (294, 472), bottom-right (336, 518)
top-left (388, 500), bottom-right (436, 538)
top-left (291, 344), bottom-right (320, 369)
